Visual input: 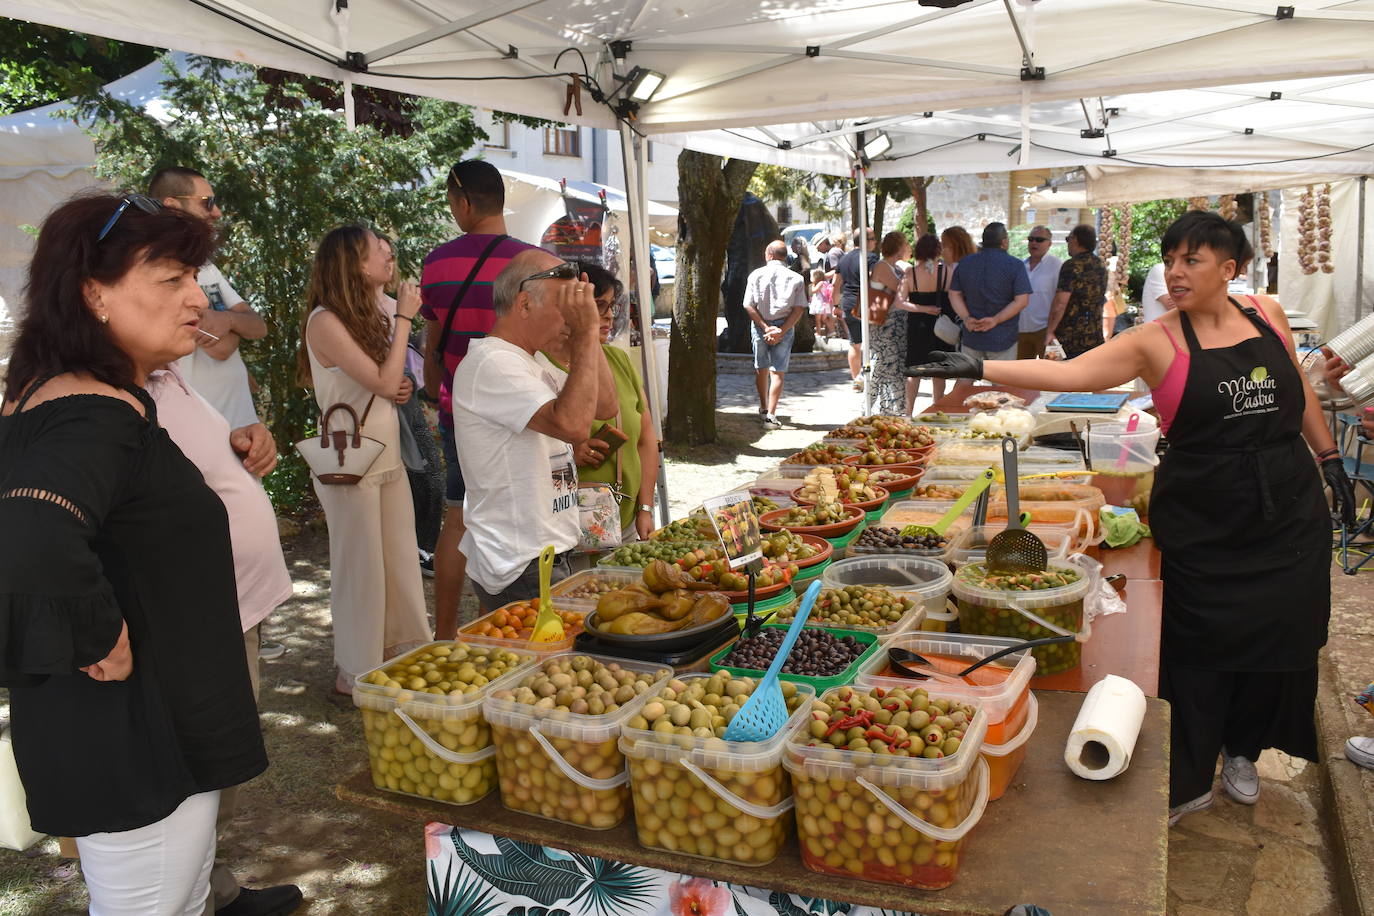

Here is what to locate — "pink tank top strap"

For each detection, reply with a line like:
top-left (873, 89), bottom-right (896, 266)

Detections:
top-left (1156, 319), bottom-right (1184, 354)
top-left (1246, 295), bottom-right (1280, 334)
top-left (1150, 317), bottom-right (1189, 435)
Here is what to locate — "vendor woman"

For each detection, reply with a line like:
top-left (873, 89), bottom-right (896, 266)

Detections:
top-left (908, 210), bottom-right (1354, 824)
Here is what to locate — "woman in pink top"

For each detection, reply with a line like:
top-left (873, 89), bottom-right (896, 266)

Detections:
top-left (910, 210), bottom-right (1354, 826)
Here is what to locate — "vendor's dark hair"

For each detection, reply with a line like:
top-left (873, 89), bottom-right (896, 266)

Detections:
top-left (1160, 210), bottom-right (1242, 263)
top-left (5, 193), bottom-right (215, 403)
top-left (575, 261), bottom-right (623, 300)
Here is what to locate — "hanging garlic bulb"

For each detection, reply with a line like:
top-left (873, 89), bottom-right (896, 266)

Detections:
top-left (1317, 183), bottom-right (1334, 274)
top-left (1187, 196), bottom-right (1210, 211)
top-left (1114, 205), bottom-right (1133, 293)
top-left (1098, 205), bottom-right (1116, 264)
top-left (1218, 194), bottom-right (1239, 221)
top-left (1257, 193), bottom-right (1274, 260)
top-left (1297, 185), bottom-right (1318, 275)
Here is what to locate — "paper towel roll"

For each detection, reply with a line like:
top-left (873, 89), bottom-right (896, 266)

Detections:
top-left (1064, 674), bottom-right (1147, 780)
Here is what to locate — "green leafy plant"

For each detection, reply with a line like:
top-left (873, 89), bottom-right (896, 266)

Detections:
top-left (76, 56), bottom-right (487, 511)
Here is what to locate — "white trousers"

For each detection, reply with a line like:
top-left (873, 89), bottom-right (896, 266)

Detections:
top-left (77, 790), bottom-right (220, 916)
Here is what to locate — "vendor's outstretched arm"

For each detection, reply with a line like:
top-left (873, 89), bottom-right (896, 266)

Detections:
top-left (910, 326), bottom-right (1153, 393)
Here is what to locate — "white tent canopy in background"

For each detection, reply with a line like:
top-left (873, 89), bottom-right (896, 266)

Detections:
top-left (499, 169), bottom-right (677, 246)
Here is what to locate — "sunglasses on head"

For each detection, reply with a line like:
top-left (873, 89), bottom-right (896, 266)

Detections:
top-left (1028, 235), bottom-right (1051, 243)
top-left (518, 261), bottom-right (579, 290)
top-left (97, 194), bottom-right (163, 242)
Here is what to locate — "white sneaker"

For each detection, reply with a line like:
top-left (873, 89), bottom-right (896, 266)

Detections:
top-left (763, 414), bottom-right (782, 429)
top-left (1221, 752), bottom-right (1260, 805)
top-left (258, 641), bottom-right (286, 660)
top-left (1168, 790), bottom-right (1214, 825)
top-left (1346, 736), bottom-right (1374, 770)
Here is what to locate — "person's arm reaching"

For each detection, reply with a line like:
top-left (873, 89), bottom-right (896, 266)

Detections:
top-left (527, 281), bottom-right (605, 442)
top-left (306, 282), bottom-right (420, 400)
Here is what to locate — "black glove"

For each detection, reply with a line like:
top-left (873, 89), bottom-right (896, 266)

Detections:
top-left (1322, 456), bottom-right (1356, 529)
top-left (905, 350), bottom-right (984, 380)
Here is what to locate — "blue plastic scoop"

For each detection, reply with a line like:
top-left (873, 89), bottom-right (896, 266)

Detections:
top-left (723, 579), bottom-right (822, 742)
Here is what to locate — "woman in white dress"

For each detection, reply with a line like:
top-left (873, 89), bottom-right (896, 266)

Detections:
top-left (299, 225), bottom-right (431, 694)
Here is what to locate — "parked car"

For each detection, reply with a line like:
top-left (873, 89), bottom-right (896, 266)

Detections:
top-left (781, 222), bottom-right (834, 263)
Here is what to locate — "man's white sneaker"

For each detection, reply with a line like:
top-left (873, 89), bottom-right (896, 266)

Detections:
top-left (1168, 791), bottom-right (1214, 826)
top-left (1221, 753), bottom-right (1260, 805)
top-left (1346, 736), bottom-right (1374, 770)
top-left (763, 414), bottom-right (782, 429)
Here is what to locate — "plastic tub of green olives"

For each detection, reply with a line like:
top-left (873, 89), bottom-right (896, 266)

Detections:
top-left (950, 563), bottom-right (1091, 675)
top-left (783, 685), bottom-right (991, 889)
top-left (619, 672), bottom-right (817, 866)
top-left (482, 652), bottom-right (672, 829)
top-left (821, 555), bottom-right (953, 628)
top-left (353, 641), bottom-right (540, 805)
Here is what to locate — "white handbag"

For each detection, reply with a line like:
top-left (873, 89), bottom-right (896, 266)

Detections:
top-left (0, 723), bottom-right (44, 851)
top-left (295, 397), bottom-right (385, 485)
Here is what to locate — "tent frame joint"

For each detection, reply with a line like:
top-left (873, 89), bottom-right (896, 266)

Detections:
top-left (341, 51), bottom-right (367, 72)
top-left (805, 46), bottom-right (821, 58)
top-left (1020, 66), bottom-right (1046, 81)
top-left (1276, 6), bottom-right (1294, 20)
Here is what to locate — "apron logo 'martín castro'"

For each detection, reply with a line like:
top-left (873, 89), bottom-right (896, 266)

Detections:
top-left (1218, 366), bottom-right (1277, 418)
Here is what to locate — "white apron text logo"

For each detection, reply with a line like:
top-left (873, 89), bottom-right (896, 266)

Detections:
top-left (1219, 366), bottom-right (1276, 419)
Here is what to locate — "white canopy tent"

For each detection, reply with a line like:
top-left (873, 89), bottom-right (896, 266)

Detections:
top-left (499, 168), bottom-right (677, 246)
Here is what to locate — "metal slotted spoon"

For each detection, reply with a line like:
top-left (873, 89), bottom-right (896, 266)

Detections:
top-left (986, 436), bottom-right (1048, 573)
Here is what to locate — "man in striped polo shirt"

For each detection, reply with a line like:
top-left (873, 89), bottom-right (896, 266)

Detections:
top-left (420, 159), bottom-right (537, 639)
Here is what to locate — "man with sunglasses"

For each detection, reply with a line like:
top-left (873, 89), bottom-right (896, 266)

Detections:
top-left (450, 250), bottom-right (617, 610)
top-left (420, 159), bottom-right (538, 640)
top-left (149, 168), bottom-right (268, 432)
top-left (1019, 225), bottom-right (1062, 360)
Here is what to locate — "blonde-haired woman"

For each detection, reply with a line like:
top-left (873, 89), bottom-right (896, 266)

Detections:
top-left (300, 225), bottom-right (430, 694)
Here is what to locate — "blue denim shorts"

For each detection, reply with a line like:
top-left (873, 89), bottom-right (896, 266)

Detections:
top-left (751, 323), bottom-right (795, 372)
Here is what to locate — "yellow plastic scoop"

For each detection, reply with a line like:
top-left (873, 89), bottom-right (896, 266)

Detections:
top-left (530, 545), bottom-right (564, 643)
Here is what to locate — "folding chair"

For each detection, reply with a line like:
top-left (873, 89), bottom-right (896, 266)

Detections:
top-left (1333, 412), bottom-right (1374, 574)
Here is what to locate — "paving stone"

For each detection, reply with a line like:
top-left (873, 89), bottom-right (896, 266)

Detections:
top-left (1177, 806), bottom-right (1259, 847)
top-left (1167, 846), bottom-right (1234, 904)
top-left (1176, 905), bottom-right (1233, 916)
top-left (1255, 747), bottom-right (1307, 781)
top-left (1246, 842), bottom-right (1335, 915)
top-left (1253, 781), bottom-right (1323, 847)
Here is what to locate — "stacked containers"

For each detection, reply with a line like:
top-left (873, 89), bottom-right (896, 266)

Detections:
top-left (457, 600), bottom-right (584, 660)
top-left (951, 560), bottom-right (1093, 675)
top-left (947, 525), bottom-right (1073, 567)
top-left (353, 641), bottom-right (536, 804)
top-left (784, 684), bottom-right (990, 889)
top-left (822, 555), bottom-right (955, 634)
top-left (549, 568), bottom-right (644, 616)
top-left (483, 653), bottom-right (671, 828)
top-left (619, 673), bottom-right (816, 866)
top-left (856, 632), bottom-right (1037, 800)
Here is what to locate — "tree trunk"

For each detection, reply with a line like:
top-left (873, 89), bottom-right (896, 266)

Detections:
top-left (667, 150), bottom-right (758, 445)
top-left (873, 189), bottom-right (887, 239)
top-left (904, 176), bottom-right (933, 236)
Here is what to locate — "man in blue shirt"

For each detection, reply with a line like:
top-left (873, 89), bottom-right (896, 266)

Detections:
top-left (948, 222), bottom-right (1032, 361)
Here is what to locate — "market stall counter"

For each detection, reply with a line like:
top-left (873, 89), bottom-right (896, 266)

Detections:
top-left (337, 690), bottom-right (1169, 915)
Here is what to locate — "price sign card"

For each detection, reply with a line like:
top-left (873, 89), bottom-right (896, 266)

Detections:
top-left (703, 492), bottom-right (763, 570)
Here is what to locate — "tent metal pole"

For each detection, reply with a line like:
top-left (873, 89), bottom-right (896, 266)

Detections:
top-left (857, 160), bottom-right (872, 415)
top-left (618, 121), bottom-right (670, 523)
top-left (1357, 176), bottom-right (1368, 320)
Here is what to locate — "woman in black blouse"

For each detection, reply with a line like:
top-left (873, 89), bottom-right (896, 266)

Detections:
top-left (0, 194), bottom-right (266, 914)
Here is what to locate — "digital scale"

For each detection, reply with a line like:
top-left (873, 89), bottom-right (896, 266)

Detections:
top-left (1043, 392), bottom-right (1132, 413)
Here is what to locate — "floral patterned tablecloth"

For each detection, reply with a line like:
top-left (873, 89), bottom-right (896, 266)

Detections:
top-left (426, 823), bottom-right (927, 916)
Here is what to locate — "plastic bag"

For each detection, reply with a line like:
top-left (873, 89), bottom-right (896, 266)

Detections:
top-left (1070, 553), bottom-right (1127, 631)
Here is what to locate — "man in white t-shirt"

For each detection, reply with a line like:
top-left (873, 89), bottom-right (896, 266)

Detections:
top-left (151, 167), bottom-right (267, 429)
top-left (1141, 262), bottom-right (1174, 323)
top-left (452, 250), bottom-right (618, 610)
top-left (1019, 225), bottom-right (1062, 360)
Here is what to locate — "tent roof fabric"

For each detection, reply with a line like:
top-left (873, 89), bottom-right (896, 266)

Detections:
top-left (3, 0), bottom-right (1372, 182)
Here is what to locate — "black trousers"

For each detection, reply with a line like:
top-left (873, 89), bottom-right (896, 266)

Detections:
top-left (1159, 662), bottom-right (1319, 806)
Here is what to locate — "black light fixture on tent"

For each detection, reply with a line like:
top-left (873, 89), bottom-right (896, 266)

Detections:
top-left (862, 131), bottom-right (893, 160)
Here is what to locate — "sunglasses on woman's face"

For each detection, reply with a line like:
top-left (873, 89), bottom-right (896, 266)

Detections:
top-left (518, 261), bottom-right (579, 290)
top-left (97, 194), bottom-right (163, 242)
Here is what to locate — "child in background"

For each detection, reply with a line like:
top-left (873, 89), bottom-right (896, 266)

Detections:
top-left (808, 267), bottom-right (834, 338)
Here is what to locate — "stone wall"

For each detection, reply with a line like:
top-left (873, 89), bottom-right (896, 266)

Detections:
top-left (925, 172), bottom-right (1011, 236)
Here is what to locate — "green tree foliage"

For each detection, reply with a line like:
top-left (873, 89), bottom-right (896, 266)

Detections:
top-left (748, 164), bottom-right (846, 223)
top-left (1125, 199), bottom-right (1187, 303)
top-left (0, 21), bottom-right (157, 114)
top-left (77, 57), bottom-right (488, 510)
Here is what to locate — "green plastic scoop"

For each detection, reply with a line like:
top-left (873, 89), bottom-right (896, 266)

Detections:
top-left (900, 467), bottom-right (995, 540)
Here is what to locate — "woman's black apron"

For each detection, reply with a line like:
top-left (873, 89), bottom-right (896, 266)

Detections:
top-left (1151, 299), bottom-right (1330, 673)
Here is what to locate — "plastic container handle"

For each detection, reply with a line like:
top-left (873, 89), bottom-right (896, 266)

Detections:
top-left (527, 723), bottom-right (628, 791)
top-left (978, 693), bottom-right (1039, 758)
top-left (1007, 597), bottom-right (1087, 642)
top-left (392, 708), bottom-right (497, 765)
top-left (678, 758), bottom-right (795, 820)
top-left (855, 756), bottom-right (989, 844)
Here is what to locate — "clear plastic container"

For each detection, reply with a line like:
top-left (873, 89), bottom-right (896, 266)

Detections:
top-left (845, 527), bottom-right (952, 563)
top-left (1084, 421), bottom-right (1160, 512)
top-left (855, 632), bottom-right (1037, 800)
top-left (951, 561), bottom-right (1093, 675)
top-left (771, 591), bottom-right (923, 645)
top-left (926, 439), bottom-right (1004, 467)
top-left (986, 501), bottom-right (1099, 551)
top-left (483, 653), bottom-right (672, 828)
top-left (549, 569), bottom-right (644, 616)
top-left (821, 555), bottom-right (952, 627)
top-left (947, 525), bottom-right (1074, 567)
top-left (619, 673), bottom-right (816, 866)
top-left (353, 641), bottom-right (538, 805)
top-left (785, 685), bottom-right (990, 889)
top-left (879, 498), bottom-right (978, 538)
top-left (457, 601), bottom-right (585, 660)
